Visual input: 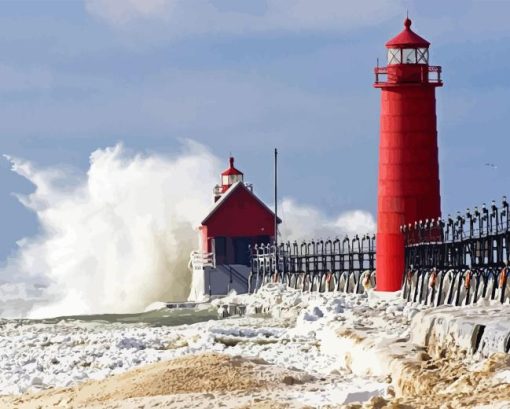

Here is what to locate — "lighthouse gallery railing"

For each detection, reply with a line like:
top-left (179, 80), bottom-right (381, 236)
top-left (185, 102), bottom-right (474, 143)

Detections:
top-left (249, 235), bottom-right (375, 294)
top-left (374, 65), bottom-right (442, 85)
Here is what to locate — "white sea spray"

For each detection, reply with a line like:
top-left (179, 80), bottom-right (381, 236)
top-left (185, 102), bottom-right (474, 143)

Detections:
top-left (0, 142), bottom-right (374, 318)
top-left (1, 141), bottom-right (219, 317)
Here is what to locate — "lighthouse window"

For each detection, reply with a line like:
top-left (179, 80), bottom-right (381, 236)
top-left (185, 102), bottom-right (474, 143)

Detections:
top-left (387, 48), bottom-right (401, 65)
top-left (417, 48), bottom-right (429, 64)
top-left (223, 174), bottom-right (243, 185)
top-left (402, 49), bottom-right (417, 64)
top-left (229, 175), bottom-right (239, 184)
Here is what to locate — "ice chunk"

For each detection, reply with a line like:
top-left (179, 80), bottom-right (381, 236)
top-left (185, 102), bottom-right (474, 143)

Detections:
top-left (116, 337), bottom-right (146, 350)
top-left (477, 321), bottom-right (510, 357)
top-left (30, 376), bottom-right (43, 386)
top-left (143, 302), bottom-right (168, 312)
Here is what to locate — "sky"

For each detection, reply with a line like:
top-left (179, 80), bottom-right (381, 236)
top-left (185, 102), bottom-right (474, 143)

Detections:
top-left (1, 0), bottom-right (510, 262)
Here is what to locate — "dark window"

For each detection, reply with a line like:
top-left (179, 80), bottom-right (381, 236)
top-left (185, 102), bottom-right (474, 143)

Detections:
top-left (255, 235), bottom-right (271, 245)
top-left (213, 237), bottom-right (227, 264)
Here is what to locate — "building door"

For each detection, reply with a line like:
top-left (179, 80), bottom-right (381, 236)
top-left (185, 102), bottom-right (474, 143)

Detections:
top-left (233, 237), bottom-right (250, 265)
top-left (213, 236), bottom-right (227, 264)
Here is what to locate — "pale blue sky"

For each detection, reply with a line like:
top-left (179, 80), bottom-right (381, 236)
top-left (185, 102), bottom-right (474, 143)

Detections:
top-left (1, 0), bottom-right (510, 261)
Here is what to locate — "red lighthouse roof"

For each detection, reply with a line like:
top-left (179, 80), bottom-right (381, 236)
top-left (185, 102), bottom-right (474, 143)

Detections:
top-left (202, 181), bottom-right (281, 225)
top-left (385, 18), bottom-right (430, 48)
top-left (221, 157), bottom-right (243, 177)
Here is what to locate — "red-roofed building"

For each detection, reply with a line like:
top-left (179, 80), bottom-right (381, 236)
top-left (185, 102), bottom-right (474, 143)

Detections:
top-left (189, 157), bottom-right (281, 300)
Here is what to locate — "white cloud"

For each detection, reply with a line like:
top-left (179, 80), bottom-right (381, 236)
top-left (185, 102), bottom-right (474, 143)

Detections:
top-left (279, 199), bottom-right (375, 242)
top-left (84, 0), bottom-right (404, 33)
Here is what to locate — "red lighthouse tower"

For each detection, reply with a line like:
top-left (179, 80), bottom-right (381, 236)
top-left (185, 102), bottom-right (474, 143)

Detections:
top-left (374, 18), bottom-right (443, 291)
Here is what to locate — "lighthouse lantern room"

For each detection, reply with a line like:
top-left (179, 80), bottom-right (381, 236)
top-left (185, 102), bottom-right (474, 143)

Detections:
top-left (215, 157), bottom-right (244, 201)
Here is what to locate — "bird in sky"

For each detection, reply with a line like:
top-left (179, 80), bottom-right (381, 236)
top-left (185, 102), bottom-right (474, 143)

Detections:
top-left (485, 163), bottom-right (497, 169)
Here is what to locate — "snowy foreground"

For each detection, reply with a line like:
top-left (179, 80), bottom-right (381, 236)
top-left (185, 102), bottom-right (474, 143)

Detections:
top-left (1, 285), bottom-right (510, 408)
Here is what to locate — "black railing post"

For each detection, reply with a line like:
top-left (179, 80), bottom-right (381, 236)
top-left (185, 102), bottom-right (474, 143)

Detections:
top-left (398, 197), bottom-right (510, 306)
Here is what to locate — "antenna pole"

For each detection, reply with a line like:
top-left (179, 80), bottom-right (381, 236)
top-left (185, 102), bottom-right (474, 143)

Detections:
top-left (274, 148), bottom-right (278, 275)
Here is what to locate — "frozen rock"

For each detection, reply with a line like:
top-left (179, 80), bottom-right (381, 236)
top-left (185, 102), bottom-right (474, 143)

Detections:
top-left (117, 337), bottom-right (146, 350)
top-left (30, 376), bottom-right (43, 386)
top-left (410, 304), bottom-right (510, 357)
top-left (302, 306), bottom-right (325, 322)
top-left (477, 321), bottom-right (510, 358)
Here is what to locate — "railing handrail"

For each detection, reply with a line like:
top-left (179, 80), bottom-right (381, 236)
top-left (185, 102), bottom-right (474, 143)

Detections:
top-left (374, 65), bottom-right (442, 85)
top-left (249, 233), bottom-right (376, 294)
top-left (214, 182), bottom-right (253, 195)
top-left (190, 251), bottom-right (216, 269)
top-left (374, 65), bottom-right (442, 73)
top-left (401, 197), bottom-right (510, 291)
top-left (401, 197), bottom-right (509, 245)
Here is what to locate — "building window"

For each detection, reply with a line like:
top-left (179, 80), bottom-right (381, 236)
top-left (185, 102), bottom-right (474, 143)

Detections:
top-left (387, 48), bottom-right (401, 65)
top-left (417, 48), bottom-right (429, 64)
top-left (228, 174), bottom-right (242, 185)
top-left (402, 49), bottom-right (417, 64)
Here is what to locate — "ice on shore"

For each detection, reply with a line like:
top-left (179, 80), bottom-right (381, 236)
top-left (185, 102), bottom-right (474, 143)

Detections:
top-left (1, 283), bottom-right (509, 407)
top-left (143, 301), bottom-right (169, 312)
top-left (411, 303), bottom-right (510, 357)
top-left (0, 284), bottom-right (408, 403)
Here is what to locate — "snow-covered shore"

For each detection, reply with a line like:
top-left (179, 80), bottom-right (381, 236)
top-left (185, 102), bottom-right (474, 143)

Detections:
top-left (1, 284), bottom-right (510, 408)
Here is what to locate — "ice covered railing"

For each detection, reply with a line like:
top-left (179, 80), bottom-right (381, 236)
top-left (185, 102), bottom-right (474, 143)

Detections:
top-left (249, 235), bottom-right (376, 294)
top-left (401, 196), bottom-right (510, 306)
top-left (189, 251), bottom-right (216, 270)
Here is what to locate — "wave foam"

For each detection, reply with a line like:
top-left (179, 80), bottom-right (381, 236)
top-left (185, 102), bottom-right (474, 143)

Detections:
top-left (1, 142), bottom-right (375, 318)
top-left (1, 141), bottom-right (219, 318)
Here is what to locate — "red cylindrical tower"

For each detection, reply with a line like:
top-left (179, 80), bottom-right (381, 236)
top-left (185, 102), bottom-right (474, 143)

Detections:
top-left (374, 18), bottom-right (443, 291)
